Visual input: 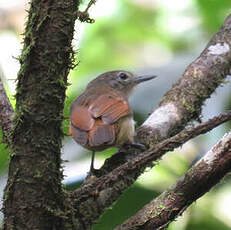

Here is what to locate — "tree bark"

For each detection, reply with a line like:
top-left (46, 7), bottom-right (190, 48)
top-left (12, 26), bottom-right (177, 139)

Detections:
top-left (3, 0), bottom-right (79, 229)
top-left (115, 131), bottom-right (231, 230)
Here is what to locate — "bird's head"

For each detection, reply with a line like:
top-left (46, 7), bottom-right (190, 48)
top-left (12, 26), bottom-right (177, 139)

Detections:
top-left (87, 70), bottom-right (157, 97)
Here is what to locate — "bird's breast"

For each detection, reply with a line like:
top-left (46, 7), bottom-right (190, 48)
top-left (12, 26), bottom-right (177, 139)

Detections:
top-left (115, 116), bottom-right (135, 146)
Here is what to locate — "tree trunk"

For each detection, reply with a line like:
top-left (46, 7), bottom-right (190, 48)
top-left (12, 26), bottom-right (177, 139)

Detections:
top-left (3, 0), bottom-right (79, 229)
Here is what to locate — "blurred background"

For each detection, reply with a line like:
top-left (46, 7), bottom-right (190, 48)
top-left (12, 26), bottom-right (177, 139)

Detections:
top-left (0, 0), bottom-right (231, 229)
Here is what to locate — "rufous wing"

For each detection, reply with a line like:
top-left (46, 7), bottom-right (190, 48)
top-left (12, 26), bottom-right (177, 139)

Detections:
top-left (70, 124), bottom-right (88, 146)
top-left (89, 120), bottom-right (115, 147)
top-left (70, 105), bottom-right (94, 147)
top-left (70, 93), bottom-right (131, 149)
top-left (89, 94), bottom-right (131, 124)
top-left (71, 106), bottom-right (95, 131)
top-left (101, 100), bottom-right (130, 124)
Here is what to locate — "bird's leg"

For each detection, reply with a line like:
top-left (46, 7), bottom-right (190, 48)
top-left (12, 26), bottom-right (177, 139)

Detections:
top-left (89, 151), bottom-right (95, 174)
top-left (87, 151), bottom-right (101, 177)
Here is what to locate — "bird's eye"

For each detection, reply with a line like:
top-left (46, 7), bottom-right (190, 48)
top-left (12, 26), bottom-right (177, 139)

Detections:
top-left (118, 72), bottom-right (128, 80)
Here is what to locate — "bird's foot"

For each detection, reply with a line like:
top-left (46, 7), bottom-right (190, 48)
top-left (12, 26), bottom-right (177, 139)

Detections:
top-left (130, 142), bottom-right (147, 150)
top-left (122, 142), bottom-right (147, 151)
top-left (87, 168), bottom-right (101, 177)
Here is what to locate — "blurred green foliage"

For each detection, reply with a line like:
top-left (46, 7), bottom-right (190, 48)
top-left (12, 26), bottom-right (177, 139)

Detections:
top-left (196, 0), bottom-right (231, 33)
top-left (93, 185), bottom-right (159, 230)
top-left (0, 131), bottom-right (9, 174)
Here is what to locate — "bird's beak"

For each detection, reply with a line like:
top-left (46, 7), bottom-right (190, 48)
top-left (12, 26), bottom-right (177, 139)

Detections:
top-left (133, 75), bottom-right (157, 84)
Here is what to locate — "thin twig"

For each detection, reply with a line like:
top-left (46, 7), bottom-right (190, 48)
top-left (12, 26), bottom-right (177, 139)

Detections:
top-left (77, 0), bottom-right (96, 23)
top-left (85, 0), bottom-right (96, 12)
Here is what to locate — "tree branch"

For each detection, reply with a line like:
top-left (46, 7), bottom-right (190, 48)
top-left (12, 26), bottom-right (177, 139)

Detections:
top-left (116, 131), bottom-right (231, 230)
top-left (98, 14), bottom-right (231, 175)
top-left (71, 110), bottom-right (231, 229)
top-left (0, 71), bottom-right (14, 145)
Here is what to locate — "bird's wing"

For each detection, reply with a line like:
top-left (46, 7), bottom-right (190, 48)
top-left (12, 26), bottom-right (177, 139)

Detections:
top-left (69, 124), bottom-right (88, 145)
top-left (70, 106), bottom-right (95, 131)
top-left (70, 93), bottom-right (131, 148)
top-left (70, 105), bottom-right (94, 146)
top-left (89, 94), bottom-right (132, 124)
top-left (88, 120), bottom-right (115, 147)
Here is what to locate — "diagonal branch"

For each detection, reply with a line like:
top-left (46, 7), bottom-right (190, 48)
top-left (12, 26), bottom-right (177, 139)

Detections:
top-left (71, 110), bottom-right (231, 229)
top-left (0, 71), bottom-right (14, 145)
top-left (98, 14), bottom-right (231, 176)
top-left (116, 131), bottom-right (231, 230)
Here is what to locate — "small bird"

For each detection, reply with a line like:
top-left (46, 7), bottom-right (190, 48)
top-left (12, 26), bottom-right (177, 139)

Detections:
top-left (69, 70), bottom-right (156, 173)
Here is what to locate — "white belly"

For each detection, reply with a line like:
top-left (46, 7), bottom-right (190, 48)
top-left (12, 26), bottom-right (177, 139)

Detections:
top-left (116, 117), bottom-right (135, 145)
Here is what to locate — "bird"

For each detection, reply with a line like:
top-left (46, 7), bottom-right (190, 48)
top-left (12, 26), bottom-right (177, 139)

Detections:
top-left (69, 70), bottom-right (156, 174)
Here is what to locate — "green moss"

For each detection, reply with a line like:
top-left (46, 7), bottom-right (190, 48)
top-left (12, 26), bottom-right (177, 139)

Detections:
top-left (158, 204), bottom-right (167, 210)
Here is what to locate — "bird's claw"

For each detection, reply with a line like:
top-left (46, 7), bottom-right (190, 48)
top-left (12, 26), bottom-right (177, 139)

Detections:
top-left (123, 142), bottom-right (147, 151)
